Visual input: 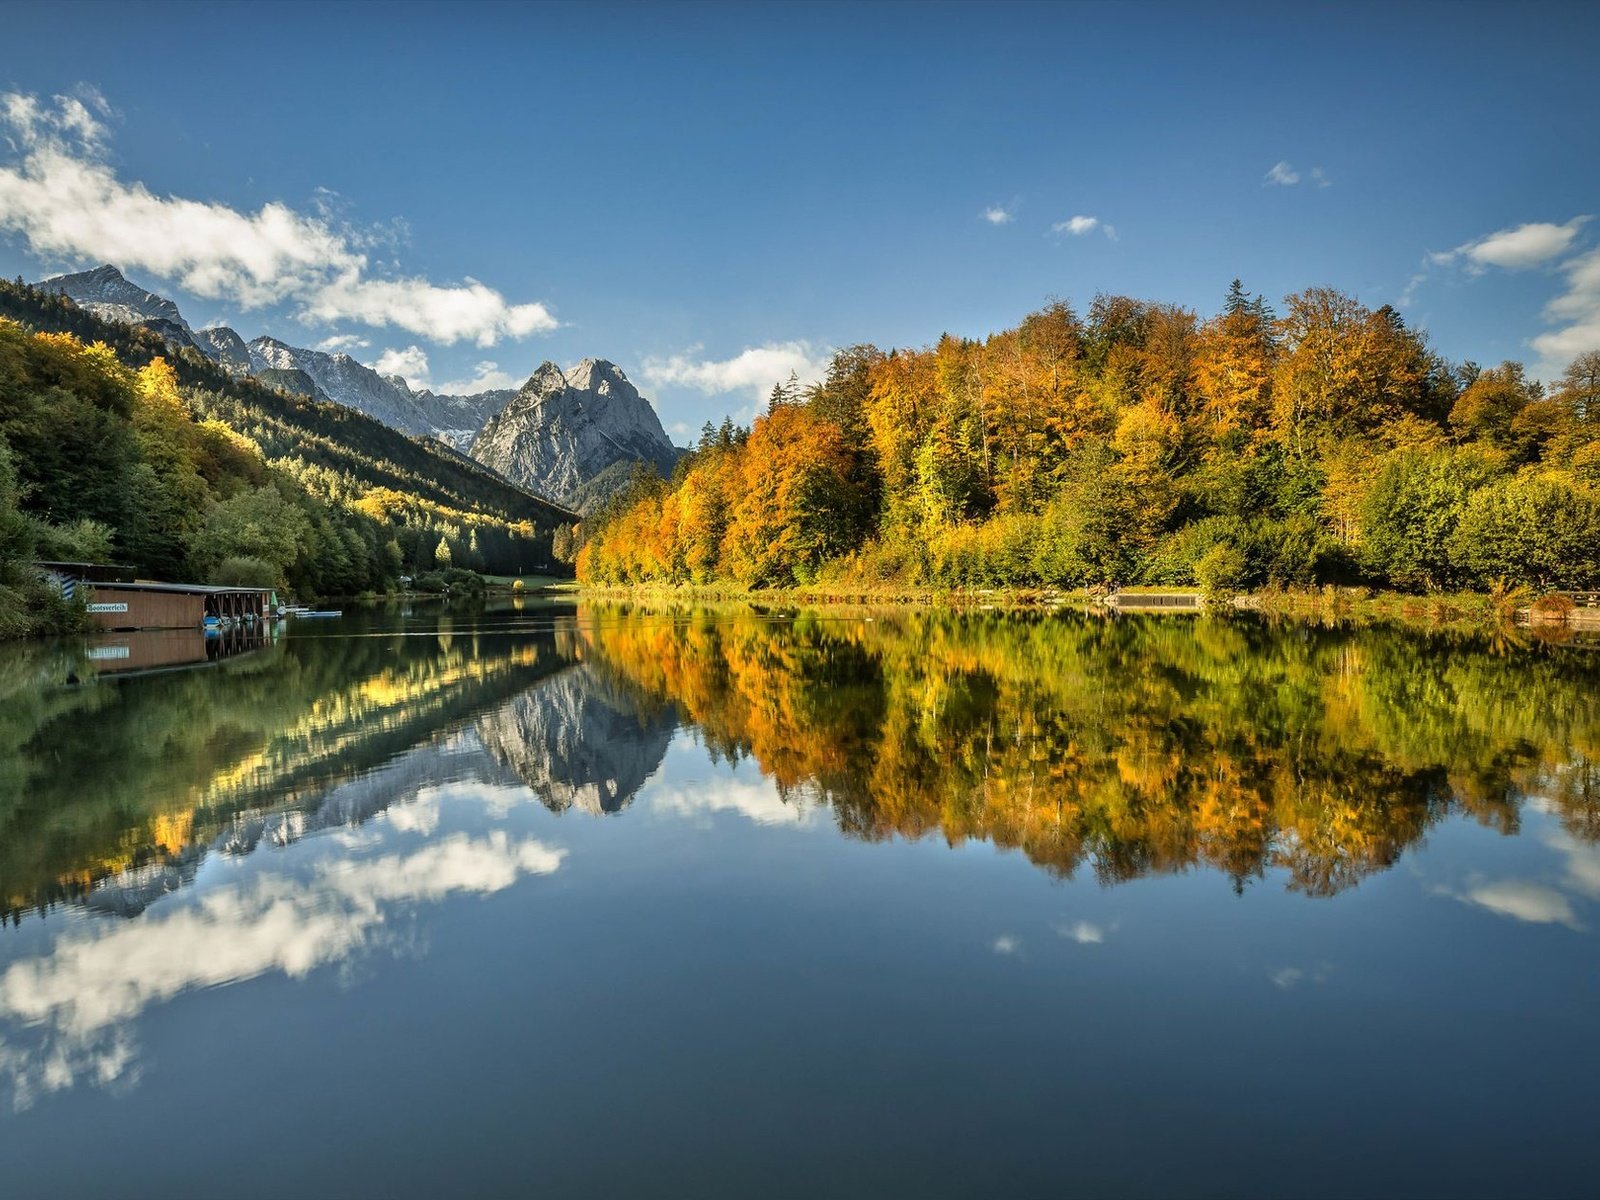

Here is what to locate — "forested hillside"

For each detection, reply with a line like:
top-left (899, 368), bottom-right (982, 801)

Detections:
top-left (578, 284), bottom-right (1600, 594)
top-left (0, 320), bottom-right (406, 634)
top-left (0, 280), bottom-right (575, 627)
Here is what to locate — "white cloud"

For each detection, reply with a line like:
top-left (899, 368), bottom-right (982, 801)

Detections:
top-left (1434, 217), bottom-right (1590, 272)
top-left (1532, 245), bottom-right (1600, 369)
top-left (0, 91), bottom-right (557, 346)
top-left (371, 345), bottom-right (430, 388)
top-left (1264, 161), bottom-right (1329, 188)
top-left (2, 88), bottom-right (110, 152)
top-left (1054, 920), bottom-right (1104, 944)
top-left (1409, 216), bottom-right (1598, 373)
top-left (1267, 964), bottom-right (1329, 991)
top-left (1051, 215), bottom-right (1117, 241)
top-left (991, 935), bottom-right (1020, 955)
top-left (641, 341), bottom-right (831, 398)
top-left (1267, 963), bottom-right (1330, 990)
top-left (384, 796), bottom-right (441, 836)
top-left (305, 273), bottom-right (557, 348)
top-left (436, 361), bottom-right (520, 395)
top-left (982, 205), bottom-right (1014, 225)
top-left (317, 333), bottom-right (369, 353)
top-left (1548, 828), bottom-right (1600, 899)
top-left (1398, 272), bottom-right (1428, 309)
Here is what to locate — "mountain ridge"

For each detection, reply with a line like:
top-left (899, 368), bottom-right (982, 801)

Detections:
top-left (36, 265), bottom-right (680, 506)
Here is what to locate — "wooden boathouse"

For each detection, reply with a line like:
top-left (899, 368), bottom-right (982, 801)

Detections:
top-left (82, 580), bottom-right (273, 632)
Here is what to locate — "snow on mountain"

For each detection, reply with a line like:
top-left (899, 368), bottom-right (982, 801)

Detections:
top-left (245, 337), bottom-right (509, 446)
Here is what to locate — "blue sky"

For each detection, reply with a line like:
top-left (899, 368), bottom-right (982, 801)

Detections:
top-left (2, 0), bottom-right (1597, 440)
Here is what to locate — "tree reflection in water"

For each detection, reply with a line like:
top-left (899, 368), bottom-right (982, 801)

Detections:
top-left (576, 605), bottom-right (1600, 896)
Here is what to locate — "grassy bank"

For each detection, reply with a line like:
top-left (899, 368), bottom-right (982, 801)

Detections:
top-left (575, 581), bottom-right (1094, 608)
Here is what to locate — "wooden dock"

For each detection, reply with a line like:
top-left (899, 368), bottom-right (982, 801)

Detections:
top-left (1104, 590), bottom-right (1203, 612)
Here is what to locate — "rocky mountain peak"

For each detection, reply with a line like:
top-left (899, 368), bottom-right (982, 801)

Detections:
top-left (38, 263), bottom-right (192, 332)
top-left (563, 357), bottom-right (630, 394)
top-left (470, 357), bottom-right (681, 511)
top-left (26, 264), bottom-right (674, 505)
top-left (196, 326), bottom-right (253, 375)
top-left (523, 361), bottom-right (569, 395)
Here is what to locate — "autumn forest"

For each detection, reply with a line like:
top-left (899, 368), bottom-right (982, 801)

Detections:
top-left (577, 284), bottom-right (1600, 595)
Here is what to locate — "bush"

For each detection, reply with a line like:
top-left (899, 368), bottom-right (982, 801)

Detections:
top-left (1250, 513), bottom-right (1340, 587)
top-left (213, 555), bottom-right (279, 588)
top-left (409, 568), bottom-right (486, 595)
top-left (1195, 542), bottom-right (1248, 595)
top-left (1530, 593), bottom-right (1576, 617)
top-left (29, 517), bottom-right (114, 565)
top-left (442, 568), bottom-right (486, 593)
top-left (410, 571), bottom-right (447, 593)
top-left (1358, 448), bottom-right (1502, 589)
top-left (1144, 517), bottom-right (1243, 587)
top-left (0, 575), bottom-right (89, 639)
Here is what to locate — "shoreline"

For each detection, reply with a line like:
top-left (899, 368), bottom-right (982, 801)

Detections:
top-left (565, 583), bottom-right (1600, 636)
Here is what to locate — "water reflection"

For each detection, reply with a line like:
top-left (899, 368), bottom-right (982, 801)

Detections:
top-left (83, 625), bottom-right (273, 678)
top-left (0, 601), bottom-right (1597, 1115)
top-left (575, 606), bottom-right (1600, 896)
top-left (0, 813), bottom-right (564, 1109)
top-left (477, 662), bottom-right (677, 815)
top-left (4, 603), bottom-right (1599, 921)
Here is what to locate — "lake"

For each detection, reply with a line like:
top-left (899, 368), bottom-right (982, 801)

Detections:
top-left (0, 600), bottom-right (1596, 1198)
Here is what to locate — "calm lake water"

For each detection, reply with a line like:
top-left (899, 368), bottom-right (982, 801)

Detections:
top-left (0, 601), bottom-right (1596, 1198)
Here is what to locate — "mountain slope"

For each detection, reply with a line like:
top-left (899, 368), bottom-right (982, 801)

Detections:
top-left (0, 278), bottom-right (575, 534)
top-left (471, 359), bottom-right (681, 510)
top-left (37, 266), bottom-right (508, 446)
top-left (248, 336), bottom-right (444, 435)
top-left (243, 337), bottom-right (509, 448)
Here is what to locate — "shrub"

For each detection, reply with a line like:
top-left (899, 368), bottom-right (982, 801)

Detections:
top-left (1358, 448), bottom-right (1503, 589)
top-left (1530, 593), bottom-right (1576, 617)
top-left (213, 555), bottom-right (279, 588)
top-left (1195, 542), bottom-right (1248, 595)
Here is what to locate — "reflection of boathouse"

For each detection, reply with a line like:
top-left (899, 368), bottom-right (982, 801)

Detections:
top-left (88, 625), bottom-right (273, 677)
